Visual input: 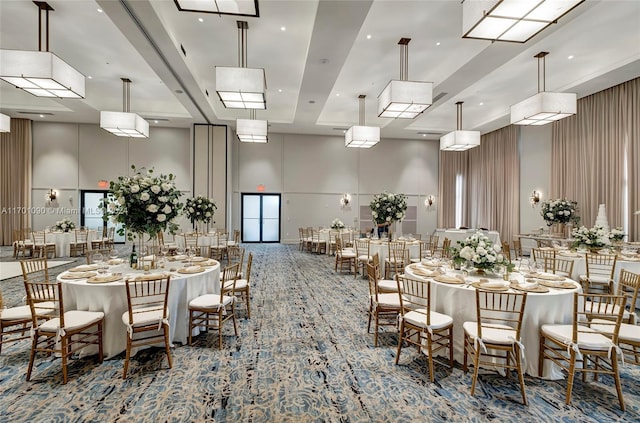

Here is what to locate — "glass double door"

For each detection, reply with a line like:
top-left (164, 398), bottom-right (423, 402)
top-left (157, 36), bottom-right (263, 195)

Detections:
top-left (241, 194), bottom-right (280, 243)
top-left (80, 191), bottom-right (125, 243)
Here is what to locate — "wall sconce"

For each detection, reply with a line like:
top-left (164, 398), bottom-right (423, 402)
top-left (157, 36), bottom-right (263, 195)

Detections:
top-left (340, 193), bottom-right (351, 207)
top-left (45, 189), bottom-right (57, 205)
top-left (424, 195), bottom-right (435, 208)
top-left (530, 190), bottom-right (541, 207)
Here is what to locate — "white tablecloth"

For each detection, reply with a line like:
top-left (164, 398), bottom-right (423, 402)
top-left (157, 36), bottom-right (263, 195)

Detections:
top-left (318, 229), bottom-right (357, 254)
top-left (433, 229), bottom-right (501, 248)
top-left (46, 230), bottom-right (97, 257)
top-left (59, 261), bottom-right (220, 358)
top-left (369, 240), bottom-right (421, 264)
top-left (404, 265), bottom-right (581, 379)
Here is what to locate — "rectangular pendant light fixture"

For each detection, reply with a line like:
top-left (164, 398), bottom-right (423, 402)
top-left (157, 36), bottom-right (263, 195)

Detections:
top-left (216, 21), bottom-right (266, 110)
top-left (378, 38), bottom-right (433, 119)
top-left (462, 0), bottom-right (585, 43)
top-left (0, 2), bottom-right (85, 98)
top-left (440, 101), bottom-right (480, 151)
top-left (510, 52), bottom-right (576, 125)
top-left (346, 95), bottom-right (380, 148)
top-left (174, 0), bottom-right (259, 17)
top-left (237, 112), bottom-right (268, 143)
top-left (100, 78), bottom-right (149, 138)
top-left (0, 113), bottom-right (10, 133)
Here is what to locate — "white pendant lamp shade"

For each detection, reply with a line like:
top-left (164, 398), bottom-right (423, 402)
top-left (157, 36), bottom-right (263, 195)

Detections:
top-left (216, 21), bottom-right (266, 110)
top-left (0, 3), bottom-right (85, 98)
top-left (237, 118), bottom-right (268, 143)
top-left (100, 111), bottom-right (149, 138)
top-left (510, 52), bottom-right (576, 126)
top-left (440, 130), bottom-right (481, 151)
top-left (510, 92), bottom-right (577, 125)
top-left (346, 94), bottom-right (380, 148)
top-left (0, 113), bottom-right (10, 133)
top-left (216, 66), bottom-right (266, 109)
top-left (440, 101), bottom-right (480, 151)
top-left (378, 38), bottom-right (432, 119)
top-left (100, 78), bottom-right (149, 138)
top-left (377, 80), bottom-right (433, 119)
top-left (345, 126), bottom-right (380, 148)
top-left (462, 0), bottom-right (585, 43)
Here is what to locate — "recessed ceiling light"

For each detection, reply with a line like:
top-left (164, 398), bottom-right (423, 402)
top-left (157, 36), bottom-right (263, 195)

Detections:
top-left (479, 102), bottom-right (484, 106)
top-left (198, 18), bottom-right (204, 22)
top-left (39, 114), bottom-right (44, 118)
top-left (278, 89), bottom-right (282, 93)
top-left (436, 42), bottom-right (441, 46)
top-left (568, 55), bottom-right (574, 60)
top-left (366, 34), bottom-right (372, 39)
top-left (154, 120), bottom-right (158, 124)
top-left (336, 93), bottom-right (340, 97)
top-left (97, 8), bottom-right (103, 13)
top-left (280, 26), bottom-right (286, 31)
top-left (87, 76), bottom-right (92, 79)
top-left (422, 134), bottom-right (426, 137)
top-left (309, 100), bottom-right (316, 104)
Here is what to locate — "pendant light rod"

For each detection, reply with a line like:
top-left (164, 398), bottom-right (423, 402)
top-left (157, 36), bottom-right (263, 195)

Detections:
top-left (398, 38), bottom-right (410, 81)
top-left (456, 101), bottom-right (464, 130)
top-left (122, 78), bottom-right (132, 113)
top-left (34, 2), bottom-right (54, 52)
top-left (535, 51), bottom-right (549, 93)
top-left (358, 94), bottom-right (366, 125)
top-left (238, 20), bottom-right (248, 68)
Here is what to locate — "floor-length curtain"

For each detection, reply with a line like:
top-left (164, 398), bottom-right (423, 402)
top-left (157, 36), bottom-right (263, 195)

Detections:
top-left (0, 118), bottom-right (32, 245)
top-left (467, 126), bottom-right (519, 243)
top-left (551, 78), bottom-right (638, 240)
top-left (438, 151), bottom-right (468, 229)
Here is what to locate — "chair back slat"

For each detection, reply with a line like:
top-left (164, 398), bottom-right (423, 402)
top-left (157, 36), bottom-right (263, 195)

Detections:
top-left (574, 293), bottom-right (626, 344)
top-left (475, 290), bottom-right (527, 340)
top-left (397, 274), bottom-right (430, 317)
top-left (617, 269), bottom-right (640, 312)
top-left (125, 276), bottom-right (171, 325)
top-left (585, 253), bottom-right (617, 280)
top-left (221, 263), bottom-right (240, 295)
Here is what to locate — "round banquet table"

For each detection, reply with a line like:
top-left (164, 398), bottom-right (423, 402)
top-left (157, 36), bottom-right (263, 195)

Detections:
top-left (404, 263), bottom-right (582, 380)
top-left (369, 239), bottom-right (421, 264)
top-left (46, 230), bottom-right (97, 257)
top-left (59, 259), bottom-right (220, 359)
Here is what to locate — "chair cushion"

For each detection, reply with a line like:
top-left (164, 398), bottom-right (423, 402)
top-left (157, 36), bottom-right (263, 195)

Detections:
top-left (339, 252), bottom-right (356, 259)
top-left (403, 309), bottom-right (453, 330)
top-left (584, 300), bottom-right (630, 321)
top-left (233, 279), bottom-right (249, 290)
top-left (591, 319), bottom-right (640, 343)
top-left (463, 321), bottom-right (518, 345)
top-left (0, 305), bottom-right (32, 321)
top-left (582, 275), bottom-right (612, 284)
top-left (358, 255), bottom-right (372, 262)
top-left (189, 294), bottom-right (234, 309)
top-left (540, 324), bottom-right (613, 351)
top-left (375, 293), bottom-right (401, 308)
top-left (39, 310), bottom-right (104, 332)
top-left (121, 306), bottom-right (168, 327)
top-left (378, 279), bottom-right (399, 293)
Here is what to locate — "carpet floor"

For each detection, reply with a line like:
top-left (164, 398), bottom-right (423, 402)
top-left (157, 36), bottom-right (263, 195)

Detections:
top-left (0, 244), bottom-right (638, 422)
top-left (0, 260), bottom-right (72, 280)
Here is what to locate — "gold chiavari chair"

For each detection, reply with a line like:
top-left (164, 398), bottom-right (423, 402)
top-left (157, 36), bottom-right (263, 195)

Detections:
top-left (366, 263), bottom-right (401, 347)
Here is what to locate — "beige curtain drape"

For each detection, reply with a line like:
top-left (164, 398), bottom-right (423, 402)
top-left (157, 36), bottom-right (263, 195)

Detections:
top-left (437, 150), bottom-right (468, 229)
top-left (551, 77), bottom-right (639, 240)
top-left (467, 126), bottom-right (520, 243)
top-left (438, 126), bottom-right (519, 243)
top-left (0, 118), bottom-right (32, 246)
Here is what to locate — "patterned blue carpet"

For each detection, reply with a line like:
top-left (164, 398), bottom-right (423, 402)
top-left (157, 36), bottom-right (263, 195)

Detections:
top-left (0, 244), bottom-right (639, 422)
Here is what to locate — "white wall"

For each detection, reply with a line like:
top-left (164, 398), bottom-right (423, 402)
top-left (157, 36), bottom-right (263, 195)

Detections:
top-left (31, 122), bottom-right (192, 233)
top-left (232, 133), bottom-right (441, 243)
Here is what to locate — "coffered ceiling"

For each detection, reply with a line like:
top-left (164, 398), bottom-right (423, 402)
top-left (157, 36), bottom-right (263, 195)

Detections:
top-left (1, 0), bottom-right (639, 141)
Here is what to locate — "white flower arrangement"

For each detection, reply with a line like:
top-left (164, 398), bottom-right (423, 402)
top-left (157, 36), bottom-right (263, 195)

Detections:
top-left (540, 199), bottom-right (580, 226)
top-left (184, 195), bottom-right (217, 225)
top-left (450, 231), bottom-right (511, 272)
top-left (608, 227), bottom-right (625, 242)
top-left (571, 225), bottom-right (611, 249)
top-left (330, 218), bottom-right (345, 230)
top-left (100, 165), bottom-right (183, 241)
top-left (53, 218), bottom-right (75, 232)
top-left (369, 192), bottom-right (408, 225)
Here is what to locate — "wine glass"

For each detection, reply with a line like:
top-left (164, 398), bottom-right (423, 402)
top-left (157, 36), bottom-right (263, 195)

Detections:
top-left (186, 246), bottom-right (195, 266)
top-left (462, 260), bottom-right (473, 278)
top-left (93, 252), bottom-right (104, 274)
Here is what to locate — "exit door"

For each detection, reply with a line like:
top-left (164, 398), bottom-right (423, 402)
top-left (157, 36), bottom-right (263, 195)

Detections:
top-left (241, 194), bottom-right (281, 243)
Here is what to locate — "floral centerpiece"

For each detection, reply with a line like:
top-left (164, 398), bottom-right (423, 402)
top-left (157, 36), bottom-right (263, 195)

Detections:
top-left (53, 218), bottom-right (75, 232)
top-left (608, 227), bottom-right (625, 242)
top-left (100, 165), bottom-right (183, 241)
top-left (571, 225), bottom-right (611, 250)
top-left (184, 195), bottom-right (217, 231)
top-left (370, 192), bottom-right (408, 226)
top-left (540, 199), bottom-right (580, 226)
top-left (330, 218), bottom-right (345, 230)
top-left (450, 231), bottom-right (512, 273)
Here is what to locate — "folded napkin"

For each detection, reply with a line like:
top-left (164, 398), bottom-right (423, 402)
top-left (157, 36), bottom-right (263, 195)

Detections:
top-left (481, 281), bottom-right (508, 288)
top-left (536, 273), bottom-right (564, 281)
top-left (60, 271), bottom-right (96, 279)
top-left (518, 279), bottom-right (539, 289)
top-left (413, 268), bottom-right (436, 277)
top-left (421, 260), bottom-right (440, 268)
top-left (141, 255), bottom-right (156, 261)
top-left (434, 275), bottom-right (461, 284)
top-left (69, 265), bottom-right (98, 272)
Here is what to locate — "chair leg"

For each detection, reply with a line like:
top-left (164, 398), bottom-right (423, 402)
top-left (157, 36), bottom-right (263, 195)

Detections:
top-left (26, 335), bottom-right (38, 381)
top-left (538, 335), bottom-right (545, 378)
top-left (164, 324), bottom-right (172, 369)
top-left (448, 328), bottom-right (454, 370)
top-left (245, 289), bottom-right (251, 319)
top-left (515, 348), bottom-right (528, 405)
top-left (97, 322), bottom-right (104, 363)
top-left (395, 322), bottom-right (404, 365)
top-left (470, 348), bottom-right (481, 396)
top-left (218, 314), bottom-right (223, 350)
top-left (123, 337), bottom-right (132, 379)
top-left (188, 310), bottom-right (194, 346)
top-left (565, 353), bottom-right (577, 405)
top-left (463, 334), bottom-right (469, 372)
top-left (612, 353), bottom-right (625, 411)
top-left (427, 335), bottom-right (435, 383)
top-left (61, 337), bottom-right (68, 385)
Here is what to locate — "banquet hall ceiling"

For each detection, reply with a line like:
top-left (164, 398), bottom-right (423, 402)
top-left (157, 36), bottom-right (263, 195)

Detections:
top-left (1, 0), bottom-right (639, 141)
